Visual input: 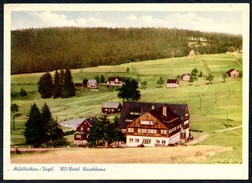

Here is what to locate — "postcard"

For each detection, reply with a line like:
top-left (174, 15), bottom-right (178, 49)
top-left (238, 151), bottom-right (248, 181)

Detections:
top-left (4, 3), bottom-right (249, 180)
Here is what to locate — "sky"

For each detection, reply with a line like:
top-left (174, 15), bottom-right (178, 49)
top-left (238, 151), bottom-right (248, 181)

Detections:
top-left (11, 11), bottom-right (243, 35)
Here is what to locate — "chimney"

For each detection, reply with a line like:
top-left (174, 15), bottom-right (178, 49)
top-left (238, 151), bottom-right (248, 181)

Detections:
top-left (162, 104), bottom-right (167, 117)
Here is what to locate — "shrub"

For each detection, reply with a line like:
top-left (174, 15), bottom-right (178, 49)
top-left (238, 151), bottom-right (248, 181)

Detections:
top-left (20, 88), bottom-right (27, 97)
top-left (52, 138), bottom-right (70, 147)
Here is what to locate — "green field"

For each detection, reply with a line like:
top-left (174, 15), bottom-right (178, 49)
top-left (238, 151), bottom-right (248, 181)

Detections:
top-left (10, 53), bottom-right (243, 163)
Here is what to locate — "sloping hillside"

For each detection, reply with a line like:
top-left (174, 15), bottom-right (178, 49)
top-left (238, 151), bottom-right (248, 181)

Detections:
top-left (11, 27), bottom-right (242, 74)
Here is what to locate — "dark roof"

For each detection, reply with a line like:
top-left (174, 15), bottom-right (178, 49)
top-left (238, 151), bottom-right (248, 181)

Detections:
top-left (149, 106), bottom-right (180, 128)
top-left (84, 117), bottom-right (97, 126)
top-left (76, 117), bottom-right (98, 130)
top-left (59, 118), bottom-right (86, 129)
top-left (87, 79), bottom-right (97, 84)
top-left (167, 79), bottom-right (179, 83)
top-left (107, 77), bottom-right (123, 82)
top-left (226, 68), bottom-right (235, 74)
top-left (119, 102), bottom-right (188, 129)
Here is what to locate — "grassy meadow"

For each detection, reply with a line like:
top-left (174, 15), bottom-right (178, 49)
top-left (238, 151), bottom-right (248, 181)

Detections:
top-left (10, 53), bottom-right (243, 163)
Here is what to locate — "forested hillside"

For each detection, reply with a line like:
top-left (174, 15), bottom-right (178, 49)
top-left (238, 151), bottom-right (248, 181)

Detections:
top-left (11, 27), bottom-right (242, 74)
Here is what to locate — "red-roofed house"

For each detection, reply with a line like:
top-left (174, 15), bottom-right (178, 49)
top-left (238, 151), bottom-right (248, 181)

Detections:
top-left (166, 79), bottom-right (179, 88)
top-left (102, 102), bottom-right (122, 115)
top-left (74, 118), bottom-right (97, 145)
top-left (107, 77), bottom-right (124, 86)
top-left (226, 69), bottom-right (239, 78)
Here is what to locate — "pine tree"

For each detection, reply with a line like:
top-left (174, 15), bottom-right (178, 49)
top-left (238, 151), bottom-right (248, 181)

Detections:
top-left (117, 79), bottom-right (141, 102)
top-left (41, 103), bottom-right (52, 142)
top-left (24, 103), bottom-right (42, 146)
top-left (38, 72), bottom-right (54, 98)
top-left (61, 68), bottom-right (75, 98)
top-left (53, 70), bottom-right (61, 98)
top-left (94, 75), bottom-right (100, 84)
top-left (83, 78), bottom-right (88, 87)
top-left (11, 103), bottom-right (19, 132)
top-left (100, 75), bottom-right (105, 83)
top-left (157, 76), bottom-right (164, 86)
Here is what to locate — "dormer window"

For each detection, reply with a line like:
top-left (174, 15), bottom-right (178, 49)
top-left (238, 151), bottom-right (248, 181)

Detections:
top-left (161, 129), bottom-right (167, 134)
top-left (128, 128), bottom-right (134, 132)
top-left (140, 120), bottom-right (154, 125)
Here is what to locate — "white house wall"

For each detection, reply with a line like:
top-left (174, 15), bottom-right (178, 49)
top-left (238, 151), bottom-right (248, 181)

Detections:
top-left (127, 132), bottom-right (181, 147)
top-left (126, 135), bottom-right (170, 147)
top-left (169, 131), bottom-right (181, 144)
top-left (166, 83), bottom-right (179, 88)
top-left (185, 127), bottom-right (190, 139)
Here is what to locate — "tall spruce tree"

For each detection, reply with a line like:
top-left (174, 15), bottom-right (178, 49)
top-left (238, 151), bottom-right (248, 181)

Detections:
top-left (61, 68), bottom-right (75, 98)
top-left (24, 103), bottom-right (42, 146)
top-left (11, 103), bottom-right (19, 132)
top-left (41, 103), bottom-right (52, 142)
top-left (100, 75), bottom-right (105, 83)
top-left (53, 70), bottom-right (61, 98)
top-left (38, 72), bottom-right (54, 98)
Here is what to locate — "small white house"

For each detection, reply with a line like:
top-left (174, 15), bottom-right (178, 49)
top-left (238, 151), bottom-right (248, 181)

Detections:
top-left (87, 79), bottom-right (98, 89)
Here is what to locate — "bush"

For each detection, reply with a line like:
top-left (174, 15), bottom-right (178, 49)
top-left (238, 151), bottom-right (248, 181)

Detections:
top-left (11, 91), bottom-right (19, 99)
top-left (20, 88), bottom-right (27, 97)
top-left (52, 138), bottom-right (70, 147)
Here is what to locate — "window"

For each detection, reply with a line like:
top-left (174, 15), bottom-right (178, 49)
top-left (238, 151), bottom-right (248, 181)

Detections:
top-left (140, 120), bottom-right (154, 125)
top-left (81, 127), bottom-right (84, 131)
top-left (184, 120), bottom-right (189, 125)
top-left (128, 128), bottom-right (134, 132)
top-left (143, 139), bottom-right (151, 144)
top-left (162, 140), bottom-right (166, 144)
top-left (86, 134), bottom-right (89, 138)
top-left (147, 129), bottom-right (151, 133)
top-left (138, 128), bottom-right (142, 133)
top-left (76, 135), bottom-right (81, 139)
top-left (151, 129), bottom-right (157, 134)
top-left (129, 138), bottom-right (133, 142)
top-left (87, 127), bottom-right (90, 131)
top-left (142, 129), bottom-right (147, 133)
top-left (169, 127), bottom-right (176, 134)
top-left (135, 139), bottom-right (139, 143)
top-left (111, 109), bottom-right (114, 112)
top-left (105, 108), bottom-right (108, 111)
top-left (156, 140), bottom-right (160, 144)
top-left (161, 129), bottom-right (167, 134)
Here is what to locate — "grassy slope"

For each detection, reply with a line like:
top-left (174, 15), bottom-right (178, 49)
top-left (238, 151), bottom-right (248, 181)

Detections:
top-left (10, 53), bottom-right (243, 163)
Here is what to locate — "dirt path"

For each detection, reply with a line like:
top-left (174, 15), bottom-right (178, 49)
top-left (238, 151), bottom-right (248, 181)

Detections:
top-left (188, 134), bottom-right (209, 145)
top-left (212, 125), bottom-right (242, 133)
top-left (188, 125), bottom-right (242, 145)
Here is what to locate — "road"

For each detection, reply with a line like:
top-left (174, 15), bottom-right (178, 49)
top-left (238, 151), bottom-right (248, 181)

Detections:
top-left (188, 125), bottom-right (242, 145)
